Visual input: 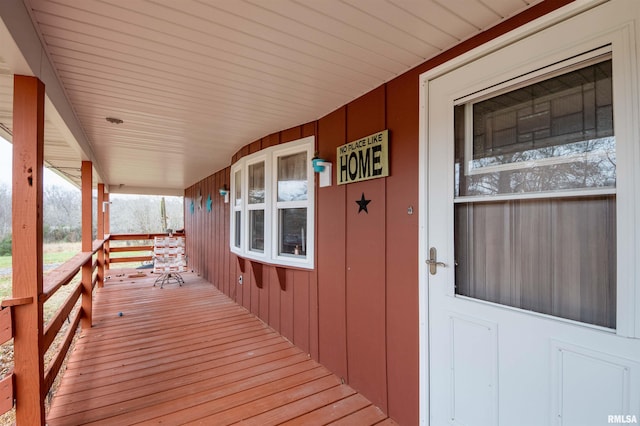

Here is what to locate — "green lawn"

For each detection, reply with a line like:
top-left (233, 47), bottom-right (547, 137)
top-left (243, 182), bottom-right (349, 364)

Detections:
top-left (0, 251), bottom-right (79, 271)
top-left (0, 276), bottom-right (10, 301)
top-left (0, 243), bottom-right (82, 301)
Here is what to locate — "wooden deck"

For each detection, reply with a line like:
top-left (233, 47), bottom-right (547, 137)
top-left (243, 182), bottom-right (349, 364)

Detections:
top-left (47, 271), bottom-right (396, 425)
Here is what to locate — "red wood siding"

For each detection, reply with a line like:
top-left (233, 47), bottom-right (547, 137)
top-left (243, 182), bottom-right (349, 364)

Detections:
top-left (385, 70), bottom-right (420, 425)
top-left (344, 86), bottom-right (388, 412)
top-left (184, 3), bottom-right (573, 423)
top-left (317, 107), bottom-right (348, 381)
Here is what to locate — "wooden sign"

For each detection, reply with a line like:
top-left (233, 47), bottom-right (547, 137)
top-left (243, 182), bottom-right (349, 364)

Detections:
top-left (337, 130), bottom-right (389, 185)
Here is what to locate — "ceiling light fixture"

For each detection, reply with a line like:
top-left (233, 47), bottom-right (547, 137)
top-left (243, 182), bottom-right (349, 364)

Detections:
top-left (105, 117), bottom-right (123, 124)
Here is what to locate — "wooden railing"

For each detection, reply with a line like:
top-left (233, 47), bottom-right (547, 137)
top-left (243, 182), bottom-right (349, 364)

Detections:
top-left (0, 232), bottom-right (184, 421)
top-left (0, 239), bottom-right (105, 419)
top-left (105, 232), bottom-right (185, 267)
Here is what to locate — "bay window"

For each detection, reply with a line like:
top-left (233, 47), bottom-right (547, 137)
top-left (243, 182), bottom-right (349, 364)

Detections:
top-left (230, 136), bottom-right (314, 269)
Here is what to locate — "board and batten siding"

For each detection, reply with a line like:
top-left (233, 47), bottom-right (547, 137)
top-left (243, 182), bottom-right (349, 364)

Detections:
top-left (184, 2), bottom-right (574, 424)
top-left (184, 89), bottom-right (419, 423)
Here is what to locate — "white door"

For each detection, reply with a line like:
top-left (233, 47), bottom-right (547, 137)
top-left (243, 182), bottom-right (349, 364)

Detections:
top-left (423, 2), bottom-right (640, 425)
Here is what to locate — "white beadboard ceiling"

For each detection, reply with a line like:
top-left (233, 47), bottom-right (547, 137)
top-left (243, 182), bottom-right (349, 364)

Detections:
top-left (0, 0), bottom-right (541, 194)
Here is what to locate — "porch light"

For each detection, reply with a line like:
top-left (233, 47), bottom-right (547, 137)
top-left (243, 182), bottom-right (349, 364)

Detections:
top-left (219, 185), bottom-right (229, 203)
top-left (102, 201), bottom-right (112, 213)
top-left (311, 157), bottom-right (332, 188)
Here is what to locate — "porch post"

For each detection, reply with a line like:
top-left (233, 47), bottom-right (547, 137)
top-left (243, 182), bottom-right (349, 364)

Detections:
top-left (81, 161), bottom-right (93, 328)
top-left (97, 183), bottom-right (105, 288)
top-left (104, 191), bottom-right (110, 270)
top-left (12, 75), bottom-right (46, 425)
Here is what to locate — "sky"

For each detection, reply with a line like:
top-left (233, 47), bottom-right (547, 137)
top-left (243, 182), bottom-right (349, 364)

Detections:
top-left (0, 136), bottom-right (77, 189)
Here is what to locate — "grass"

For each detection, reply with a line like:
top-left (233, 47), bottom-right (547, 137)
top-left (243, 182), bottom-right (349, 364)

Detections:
top-left (0, 242), bottom-right (81, 269)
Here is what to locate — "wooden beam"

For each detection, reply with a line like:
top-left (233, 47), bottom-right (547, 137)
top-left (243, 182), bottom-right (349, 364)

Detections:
top-left (41, 251), bottom-right (91, 302)
top-left (0, 297), bottom-right (33, 308)
top-left (250, 261), bottom-right (263, 289)
top-left (42, 283), bottom-right (82, 354)
top-left (97, 183), bottom-right (105, 240)
top-left (104, 192), bottom-right (110, 270)
top-left (275, 266), bottom-right (287, 291)
top-left (0, 373), bottom-right (15, 416)
top-left (108, 233), bottom-right (184, 240)
top-left (108, 256), bottom-right (153, 264)
top-left (97, 183), bottom-right (105, 288)
top-left (12, 74), bottom-right (46, 425)
top-left (81, 161), bottom-right (93, 328)
top-left (104, 192), bottom-right (110, 234)
top-left (109, 245), bottom-right (153, 253)
top-left (0, 308), bottom-right (12, 346)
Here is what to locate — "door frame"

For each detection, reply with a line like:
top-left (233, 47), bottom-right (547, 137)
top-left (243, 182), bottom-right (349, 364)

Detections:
top-left (417, 0), bottom-right (635, 423)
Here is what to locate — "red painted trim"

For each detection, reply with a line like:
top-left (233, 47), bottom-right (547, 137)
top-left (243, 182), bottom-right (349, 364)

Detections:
top-left (249, 140), bottom-right (262, 154)
top-left (280, 126), bottom-right (301, 144)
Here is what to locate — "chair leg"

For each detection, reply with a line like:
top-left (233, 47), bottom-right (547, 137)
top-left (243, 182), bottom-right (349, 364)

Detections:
top-left (153, 272), bottom-right (184, 288)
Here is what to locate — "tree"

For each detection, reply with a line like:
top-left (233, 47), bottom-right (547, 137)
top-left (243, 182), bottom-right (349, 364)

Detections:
top-left (110, 195), bottom-right (183, 234)
top-left (43, 185), bottom-right (82, 242)
top-left (0, 183), bottom-right (10, 240)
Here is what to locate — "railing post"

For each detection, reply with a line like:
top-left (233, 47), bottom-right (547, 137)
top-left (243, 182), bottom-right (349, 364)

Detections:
top-left (97, 183), bottom-right (105, 288)
top-left (104, 192), bottom-right (110, 270)
top-left (12, 75), bottom-right (46, 425)
top-left (105, 238), bottom-right (110, 270)
top-left (81, 161), bottom-right (93, 328)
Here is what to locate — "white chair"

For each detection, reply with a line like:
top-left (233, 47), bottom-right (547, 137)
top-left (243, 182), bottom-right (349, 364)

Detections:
top-left (152, 236), bottom-right (186, 288)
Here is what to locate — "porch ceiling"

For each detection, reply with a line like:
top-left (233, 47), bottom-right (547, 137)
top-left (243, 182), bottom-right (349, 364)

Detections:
top-left (1, 0), bottom-right (541, 194)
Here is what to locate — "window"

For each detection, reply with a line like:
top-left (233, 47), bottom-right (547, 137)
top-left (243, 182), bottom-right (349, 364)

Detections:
top-left (277, 152), bottom-right (308, 257)
top-left (248, 160), bottom-right (265, 253)
top-left (230, 136), bottom-right (314, 269)
top-left (454, 53), bottom-right (616, 328)
top-left (232, 168), bottom-right (242, 249)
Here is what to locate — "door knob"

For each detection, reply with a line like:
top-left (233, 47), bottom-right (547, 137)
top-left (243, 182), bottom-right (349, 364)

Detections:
top-left (426, 247), bottom-right (446, 275)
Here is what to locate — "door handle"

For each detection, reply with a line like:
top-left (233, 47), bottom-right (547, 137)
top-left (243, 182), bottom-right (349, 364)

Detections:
top-left (426, 247), bottom-right (446, 275)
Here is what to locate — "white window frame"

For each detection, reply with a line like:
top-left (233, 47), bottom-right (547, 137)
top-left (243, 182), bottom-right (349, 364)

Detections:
top-left (230, 136), bottom-right (315, 269)
top-left (246, 155), bottom-right (268, 257)
top-left (230, 164), bottom-right (243, 252)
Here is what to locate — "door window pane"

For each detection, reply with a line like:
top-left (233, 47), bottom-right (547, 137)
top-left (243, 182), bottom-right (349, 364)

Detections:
top-left (278, 152), bottom-right (307, 201)
top-left (454, 58), bottom-right (616, 328)
top-left (456, 59), bottom-right (615, 197)
top-left (279, 208), bottom-right (306, 257)
top-left (248, 162), bottom-right (265, 204)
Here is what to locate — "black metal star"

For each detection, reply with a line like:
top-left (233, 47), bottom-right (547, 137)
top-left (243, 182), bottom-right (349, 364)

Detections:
top-left (356, 192), bottom-right (371, 214)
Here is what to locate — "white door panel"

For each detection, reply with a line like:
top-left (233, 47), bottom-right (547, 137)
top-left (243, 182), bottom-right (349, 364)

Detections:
top-left (423, 2), bottom-right (640, 425)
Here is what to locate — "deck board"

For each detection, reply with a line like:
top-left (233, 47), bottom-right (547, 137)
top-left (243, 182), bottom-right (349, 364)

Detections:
top-left (47, 271), bottom-right (397, 425)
